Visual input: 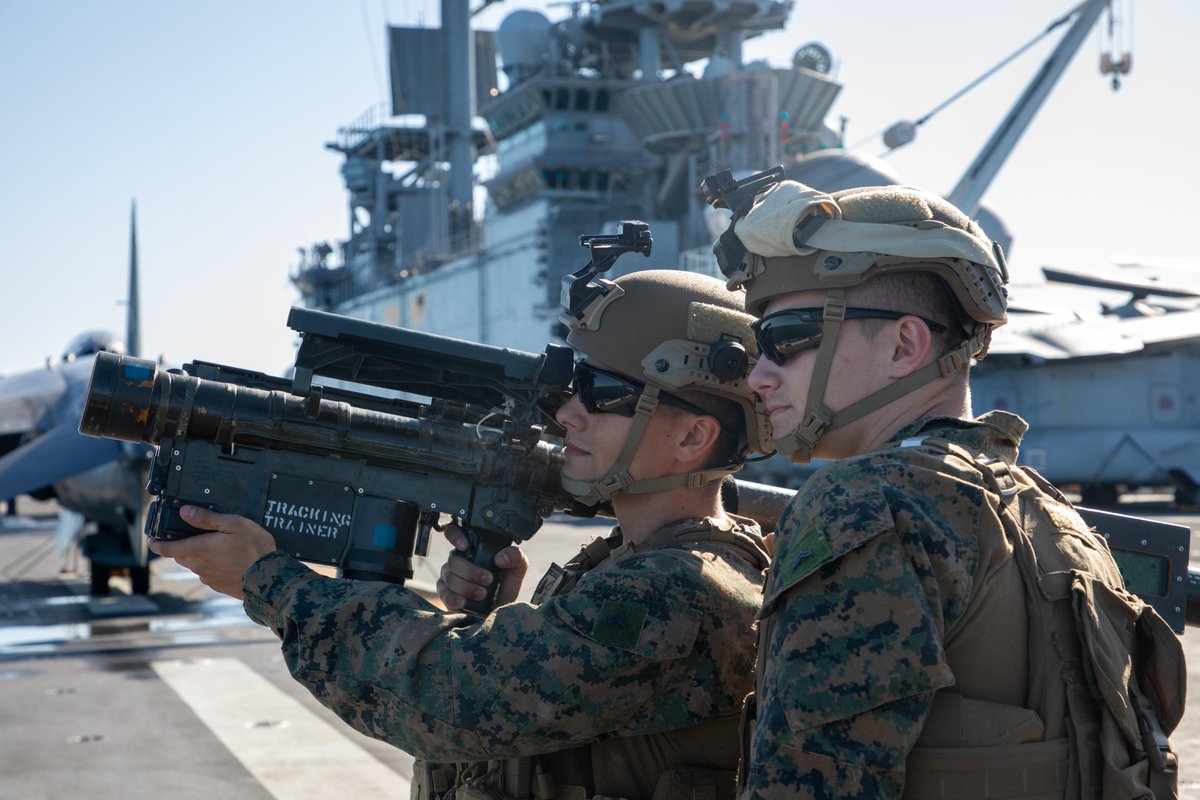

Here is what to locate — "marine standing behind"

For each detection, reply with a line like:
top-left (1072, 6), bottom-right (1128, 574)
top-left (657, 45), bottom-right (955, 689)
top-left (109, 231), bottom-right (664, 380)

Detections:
top-left (717, 179), bottom-right (1184, 799)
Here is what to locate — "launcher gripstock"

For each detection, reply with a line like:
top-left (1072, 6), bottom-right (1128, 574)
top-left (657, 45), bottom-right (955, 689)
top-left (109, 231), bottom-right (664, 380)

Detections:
top-left (78, 307), bottom-right (574, 613)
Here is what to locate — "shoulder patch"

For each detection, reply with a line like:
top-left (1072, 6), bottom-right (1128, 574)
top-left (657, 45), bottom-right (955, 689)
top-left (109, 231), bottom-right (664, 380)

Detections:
top-left (775, 525), bottom-right (832, 588)
top-left (763, 477), bottom-right (896, 614)
top-left (592, 599), bottom-right (648, 650)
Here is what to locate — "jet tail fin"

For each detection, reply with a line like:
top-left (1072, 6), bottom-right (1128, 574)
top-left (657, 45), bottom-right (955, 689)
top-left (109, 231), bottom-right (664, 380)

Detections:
top-left (127, 200), bottom-right (141, 359)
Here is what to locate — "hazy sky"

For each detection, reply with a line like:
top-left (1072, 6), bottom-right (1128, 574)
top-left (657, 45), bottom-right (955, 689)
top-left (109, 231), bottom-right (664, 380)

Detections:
top-left (2, 0), bottom-right (1197, 377)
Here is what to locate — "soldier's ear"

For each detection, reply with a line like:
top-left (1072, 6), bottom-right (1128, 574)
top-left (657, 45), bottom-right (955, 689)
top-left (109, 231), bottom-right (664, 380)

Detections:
top-left (676, 414), bottom-right (724, 464)
top-left (887, 315), bottom-right (935, 378)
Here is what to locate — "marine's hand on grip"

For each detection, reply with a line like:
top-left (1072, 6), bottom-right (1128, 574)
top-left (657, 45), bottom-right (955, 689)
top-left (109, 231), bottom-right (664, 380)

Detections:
top-left (438, 523), bottom-right (528, 612)
top-left (148, 506), bottom-right (278, 600)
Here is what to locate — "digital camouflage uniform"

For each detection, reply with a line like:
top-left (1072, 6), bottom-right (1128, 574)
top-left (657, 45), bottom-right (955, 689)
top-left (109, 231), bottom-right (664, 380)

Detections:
top-left (746, 410), bottom-right (1037, 797)
top-left (714, 175), bottom-right (1183, 798)
top-left (242, 514), bottom-right (768, 799)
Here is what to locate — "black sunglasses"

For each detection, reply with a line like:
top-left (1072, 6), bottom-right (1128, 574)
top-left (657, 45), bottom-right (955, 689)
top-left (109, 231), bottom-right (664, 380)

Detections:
top-left (752, 307), bottom-right (949, 366)
top-left (571, 362), bottom-right (711, 418)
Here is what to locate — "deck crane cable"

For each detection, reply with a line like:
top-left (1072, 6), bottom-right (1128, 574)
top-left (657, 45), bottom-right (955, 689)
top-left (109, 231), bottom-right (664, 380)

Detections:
top-left (376, 0), bottom-right (412, 180)
top-left (360, 0), bottom-right (389, 107)
top-left (847, 4), bottom-right (1082, 155)
top-left (370, 0), bottom-right (421, 184)
top-left (471, 0), bottom-right (504, 18)
top-left (365, 0), bottom-right (427, 233)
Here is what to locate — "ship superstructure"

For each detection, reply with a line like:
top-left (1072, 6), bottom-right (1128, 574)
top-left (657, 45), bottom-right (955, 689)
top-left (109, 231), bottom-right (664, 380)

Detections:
top-left (290, 0), bottom-right (843, 352)
top-left (287, 1), bottom-right (1200, 507)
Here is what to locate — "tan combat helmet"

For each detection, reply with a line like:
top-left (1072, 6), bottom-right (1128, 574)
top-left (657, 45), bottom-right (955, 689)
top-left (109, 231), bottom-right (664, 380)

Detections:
top-left (710, 174), bottom-right (1009, 462)
top-left (559, 268), bottom-right (770, 505)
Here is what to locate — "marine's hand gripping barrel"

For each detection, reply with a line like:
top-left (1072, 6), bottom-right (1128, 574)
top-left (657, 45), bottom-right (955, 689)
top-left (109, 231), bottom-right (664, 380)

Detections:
top-left (80, 352), bottom-right (565, 611)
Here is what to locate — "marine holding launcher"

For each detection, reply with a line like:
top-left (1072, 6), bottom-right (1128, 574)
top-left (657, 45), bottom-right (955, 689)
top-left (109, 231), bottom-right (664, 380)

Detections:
top-left (98, 226), bottom-right (775, 798)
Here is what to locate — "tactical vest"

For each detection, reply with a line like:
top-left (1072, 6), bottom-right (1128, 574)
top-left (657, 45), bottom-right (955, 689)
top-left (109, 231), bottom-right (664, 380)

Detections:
top-left (900, 438), bottom-right (1185, 800)
top-left (413, 518), bottom-right (764, 800)
top-left (738, 437), bottom-right (1185, 800)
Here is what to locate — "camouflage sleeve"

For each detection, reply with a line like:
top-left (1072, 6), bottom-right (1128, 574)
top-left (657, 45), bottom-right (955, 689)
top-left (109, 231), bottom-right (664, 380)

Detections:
top-left (743, 468), bottom-right (967, 798)
top-left (242, 545), bottom-right (756, 762)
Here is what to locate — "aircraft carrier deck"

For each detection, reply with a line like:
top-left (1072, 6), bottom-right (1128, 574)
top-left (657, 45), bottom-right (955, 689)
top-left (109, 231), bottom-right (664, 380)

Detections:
top-left (3, 498), bottom-right (1199, 798)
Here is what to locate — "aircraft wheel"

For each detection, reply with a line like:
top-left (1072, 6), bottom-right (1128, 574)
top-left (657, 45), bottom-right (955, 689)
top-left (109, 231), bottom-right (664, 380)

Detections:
top-left (1175, 486), bottom-right (1199, 509)
top-left (90, 564), bottom-right (113, 596)
top-left (1081, 483), bottom-right (1120, 507)
top-left (130, 565), bottom-right (151, 595)
top-left (1169, 469), bottom-right (1200, 508)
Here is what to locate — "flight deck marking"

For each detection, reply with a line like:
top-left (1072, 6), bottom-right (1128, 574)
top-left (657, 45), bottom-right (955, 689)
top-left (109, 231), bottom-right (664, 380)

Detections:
top-left (152, 657), bottom-right (409, 798)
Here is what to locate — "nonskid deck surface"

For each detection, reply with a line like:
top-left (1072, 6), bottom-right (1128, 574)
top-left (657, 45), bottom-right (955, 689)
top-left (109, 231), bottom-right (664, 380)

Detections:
top-left (3, 508), bottom-right (1199, 798)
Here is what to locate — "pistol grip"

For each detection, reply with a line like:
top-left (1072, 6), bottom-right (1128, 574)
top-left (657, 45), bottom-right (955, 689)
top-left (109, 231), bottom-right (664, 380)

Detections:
top-left (146, 498), bottom-right (216, 541)
top-left (451, 529), bottom-right (510, 615)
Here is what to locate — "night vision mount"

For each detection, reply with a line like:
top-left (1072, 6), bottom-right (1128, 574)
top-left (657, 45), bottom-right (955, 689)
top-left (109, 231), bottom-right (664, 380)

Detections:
top-left (560, 220), bottom-right (653, 320)
top-left (701, 166), bottom-right (787, 279)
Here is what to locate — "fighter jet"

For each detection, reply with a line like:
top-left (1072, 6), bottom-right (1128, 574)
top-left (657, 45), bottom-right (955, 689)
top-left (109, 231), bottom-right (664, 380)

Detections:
top-left (0, 203), bottom-right (155, 594)
top-left (764, 0), bottom-right (1200, 506)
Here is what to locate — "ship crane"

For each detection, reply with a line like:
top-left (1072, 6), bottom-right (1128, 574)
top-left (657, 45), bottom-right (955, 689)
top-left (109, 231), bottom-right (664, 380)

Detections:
top-left (948, 0), bottom-right (1129, 216)
top-left (876, 0), bottom-right (1131, 217)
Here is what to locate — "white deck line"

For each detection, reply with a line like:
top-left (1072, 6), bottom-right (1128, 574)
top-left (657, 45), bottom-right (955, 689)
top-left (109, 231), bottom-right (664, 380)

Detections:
top-left (152, 657), bottom-right (409, 798)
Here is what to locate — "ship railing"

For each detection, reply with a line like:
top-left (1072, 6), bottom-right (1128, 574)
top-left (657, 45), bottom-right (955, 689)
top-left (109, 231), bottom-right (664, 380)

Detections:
top-left (384, 220), bottom-right (484, 284)
top-left (336, 103), bottom-right (391, 152)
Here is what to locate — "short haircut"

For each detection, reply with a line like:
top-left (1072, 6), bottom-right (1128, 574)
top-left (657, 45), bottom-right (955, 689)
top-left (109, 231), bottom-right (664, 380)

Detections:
top-left (846, 270), bottom-right (971, 362)
top-left (659, 389), bottom-right (742, 469)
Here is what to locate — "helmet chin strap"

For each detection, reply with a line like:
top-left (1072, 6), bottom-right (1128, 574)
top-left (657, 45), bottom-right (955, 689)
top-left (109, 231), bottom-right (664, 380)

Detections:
top-left (773, 291), bottom-right (982, 464)
top-left (773, 292), bottom-right (845, 463)
top-left (560, 384), bottom-right (742, 506)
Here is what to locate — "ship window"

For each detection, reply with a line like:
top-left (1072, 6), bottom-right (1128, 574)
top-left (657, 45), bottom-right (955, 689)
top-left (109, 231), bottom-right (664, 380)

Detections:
top-left (555, 88), bottom-right (570, 109)
top-left (597, 172), bottom-right (609, 191)
top-left (596, 90), bottom-right (610, 112)
top-left (575, 89), bottom-right (590, 111)
top-left (578, 171), bottom-right (592, 191)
